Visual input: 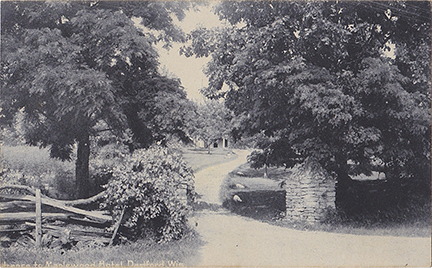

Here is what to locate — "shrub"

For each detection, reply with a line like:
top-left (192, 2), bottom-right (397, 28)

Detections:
top-left (102, 146), bottom-right (195, 242)
top-left (51, 170), bottom-right (76, 199)
top-left (89, 143), bottom-right (129, 197)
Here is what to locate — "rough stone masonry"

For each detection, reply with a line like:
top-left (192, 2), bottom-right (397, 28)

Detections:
top-left (284, 160), bottom-right (336, 224)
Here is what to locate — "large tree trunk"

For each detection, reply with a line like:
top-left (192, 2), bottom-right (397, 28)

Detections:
top-left (333, 153), bottom-right (351, 212)
top-left (334, 166), bottom-right (353, 214)
top-left (76, 133), bottom-right (90, 199)
top-left (125, 108), bottom-right (153, 151)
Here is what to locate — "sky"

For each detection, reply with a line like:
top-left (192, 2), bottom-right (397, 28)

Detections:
top-left (155, 4), bottom-right (225, 102)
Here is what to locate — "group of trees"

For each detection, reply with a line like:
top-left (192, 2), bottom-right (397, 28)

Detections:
top-left (2, 1), bottom-right (430, 207)
top-left (183, 1), bottom-right (431, 200)
top-left (1, 1), bottom-right (195, 198)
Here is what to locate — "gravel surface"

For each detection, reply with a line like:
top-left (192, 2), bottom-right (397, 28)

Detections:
top-left (190, 150), bottom-right (431, 267)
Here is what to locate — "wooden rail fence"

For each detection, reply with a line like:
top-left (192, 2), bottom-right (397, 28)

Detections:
top-left (0, 185), bottom-right (116, 248)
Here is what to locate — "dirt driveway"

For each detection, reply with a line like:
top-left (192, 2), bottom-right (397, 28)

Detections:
top-left (190, 150), bottom-right (431, 267)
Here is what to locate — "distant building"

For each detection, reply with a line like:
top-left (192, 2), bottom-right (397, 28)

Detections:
top-left (195, 139), bottom-right (205, 148)
top-left (213, 137), bottom-right (229, 148)
top-left (193, 136), bottom-right (230, 149)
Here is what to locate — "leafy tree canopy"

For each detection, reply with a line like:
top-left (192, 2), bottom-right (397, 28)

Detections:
top-left (1, 1), bottom-right (192, 197)
top-left (183, 1), bottom-right (431, 185)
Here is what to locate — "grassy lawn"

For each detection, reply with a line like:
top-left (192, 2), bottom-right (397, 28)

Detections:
top-left (220, 163), bottom-right (287, 192)
top-left (181, 147), bottom-right (237, 172)
top-left (271, 217), bottom-right (431, 238)
top-left (220, 163), bottom-right (289, 221)
top-left (312, 220), bottom-right (430, 237)
top-left (221, 163), bottom-right (431, 238)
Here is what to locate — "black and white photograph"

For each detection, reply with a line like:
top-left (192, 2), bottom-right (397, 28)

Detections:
top-left (0, 1), bottom-right (431, 267)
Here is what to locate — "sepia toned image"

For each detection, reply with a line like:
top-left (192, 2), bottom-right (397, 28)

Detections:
top-left (0, 1), bottom-right (431, 267)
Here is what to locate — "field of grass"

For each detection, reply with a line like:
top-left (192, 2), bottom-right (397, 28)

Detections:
top-left (1, 145), bottom-right (237, 198)
top-left (221, 163), bottom-right (431, 238)
top-left (1, 145), bottom-right (76, 198)
top-left (220, 163), bottom-right (287, 203)
top-left (220, 163), bottom-right (287, 190)
top-left (1, 145), bottom-right (74, 177)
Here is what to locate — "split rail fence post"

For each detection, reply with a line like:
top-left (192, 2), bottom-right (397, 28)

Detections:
top-left (35, 188), bottom-right (42, 248)
top-left (109, 206), bottom-right (125, 246)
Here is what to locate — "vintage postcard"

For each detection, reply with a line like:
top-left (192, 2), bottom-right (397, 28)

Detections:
top-left (1, 1), bottom-right (431, 267)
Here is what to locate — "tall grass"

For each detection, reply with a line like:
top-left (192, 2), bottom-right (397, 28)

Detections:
top-left (1, 145), bottom-right (75, 198)
top-left (1, 145), bottom-right (74, 177)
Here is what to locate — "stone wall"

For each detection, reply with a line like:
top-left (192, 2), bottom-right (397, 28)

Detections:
top-left (284, 161), bottom-right (336, 224)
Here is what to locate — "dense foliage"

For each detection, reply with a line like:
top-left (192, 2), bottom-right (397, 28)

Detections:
top-left (1, 1), bottom-right (193, 197)
top-left (183, 1), bottom-right (431, 194)
top-left (102, 146), bottom-right (195, 242)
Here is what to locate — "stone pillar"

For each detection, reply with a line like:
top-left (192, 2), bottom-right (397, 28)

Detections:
top-left (284, 161), bottom-right (336, 224)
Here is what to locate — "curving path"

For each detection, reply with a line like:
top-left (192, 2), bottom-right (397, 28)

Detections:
top-left (193, 150), bottom-right (251, 206)
top-left (190, 150), bottom-right (431, 267)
